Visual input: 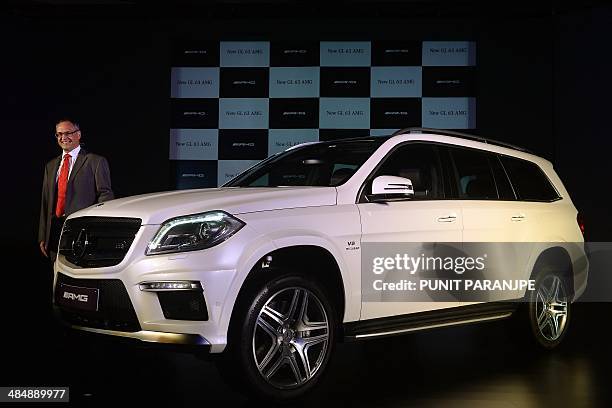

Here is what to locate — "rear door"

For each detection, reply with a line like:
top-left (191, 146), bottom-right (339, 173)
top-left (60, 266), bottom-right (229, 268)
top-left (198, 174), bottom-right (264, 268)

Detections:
top-left (448, 146), bottom-right (533, 301)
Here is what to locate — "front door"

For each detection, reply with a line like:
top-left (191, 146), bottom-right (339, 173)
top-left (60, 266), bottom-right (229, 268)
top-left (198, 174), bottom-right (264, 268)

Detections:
top-left (358, 142), bottom-right (464, 320)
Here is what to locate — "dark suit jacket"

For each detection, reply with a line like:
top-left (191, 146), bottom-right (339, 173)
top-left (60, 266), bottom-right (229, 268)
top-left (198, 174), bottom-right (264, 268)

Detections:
top-left (38, 147), bottom-right (114, 246)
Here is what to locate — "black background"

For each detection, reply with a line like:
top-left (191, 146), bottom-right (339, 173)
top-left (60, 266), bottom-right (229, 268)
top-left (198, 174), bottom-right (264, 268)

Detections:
top-left (1, 1), bottom-right (612, 405)
top-left (320, 67), bottom-right (372, 97)
top-left (271, 41), bottom-right (320, 66)
top-left (371, 98), bottom-right (422, 128)
top-left (218, 129), bottom-right (268, 159)
top-left (422, 66), bottom-right (477, 97)
top-left (3, 1), bottom-right (610, 246)
top-left (219, 67), bottom-right (270, 98)
top-left (172, 41), bottom-right (221, 67)
top-left (175, 160), bottom-right (218, 189)
top-left (371, 40), bottom-right (423, 66)
top-left (269, 98), bottom-right (319, 128)
top-left (171, 99), bottom-right (220, 128)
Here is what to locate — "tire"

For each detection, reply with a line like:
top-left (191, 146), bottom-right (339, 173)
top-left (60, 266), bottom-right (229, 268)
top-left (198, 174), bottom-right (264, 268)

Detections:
top-left (219, 274), bottom-right (337, 401)
top-left (527, 271), bottom-right (572, 349)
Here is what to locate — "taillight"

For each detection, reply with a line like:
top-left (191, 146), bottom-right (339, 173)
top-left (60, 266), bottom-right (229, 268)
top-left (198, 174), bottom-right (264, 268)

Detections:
top-left (577, 212), bottom-right (585, 236)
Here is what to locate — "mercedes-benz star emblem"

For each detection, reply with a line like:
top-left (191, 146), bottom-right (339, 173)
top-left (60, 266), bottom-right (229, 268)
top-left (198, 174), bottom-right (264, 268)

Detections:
top-left (71, 228), bottom-right (89, 259)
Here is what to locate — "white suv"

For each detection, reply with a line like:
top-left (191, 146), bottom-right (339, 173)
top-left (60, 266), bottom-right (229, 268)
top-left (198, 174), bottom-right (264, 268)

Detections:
top-left (53, 128), bottom-right (588, 400)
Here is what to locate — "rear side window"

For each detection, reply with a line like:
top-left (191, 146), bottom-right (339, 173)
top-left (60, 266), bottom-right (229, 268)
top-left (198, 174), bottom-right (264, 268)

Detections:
top-left (499, 156), bottom-right (560, 201)
top-left (449, 147), bottom-right (498, 200)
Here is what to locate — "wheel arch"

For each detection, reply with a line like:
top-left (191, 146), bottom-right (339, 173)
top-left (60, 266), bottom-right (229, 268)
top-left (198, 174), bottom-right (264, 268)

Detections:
top-left (529, 246), bottom-right (574, 297)
top-left (227, 245), bottom-right (346, 344)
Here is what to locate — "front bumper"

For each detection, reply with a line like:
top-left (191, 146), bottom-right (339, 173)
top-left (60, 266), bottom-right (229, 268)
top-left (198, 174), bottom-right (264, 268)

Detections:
top-left (53, 224), bottom-right (243, 353)
top-left (62, 322), bottom-right (210, 346)
top-left (55, 313), bottom-right (212, 354)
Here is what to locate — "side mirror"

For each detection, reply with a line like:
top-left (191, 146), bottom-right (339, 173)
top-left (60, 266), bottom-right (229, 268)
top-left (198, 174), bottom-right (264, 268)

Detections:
top-left (370, 176), bottom-right (414, 200)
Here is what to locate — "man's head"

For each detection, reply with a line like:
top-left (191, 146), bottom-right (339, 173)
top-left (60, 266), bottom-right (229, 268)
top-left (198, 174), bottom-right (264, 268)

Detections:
top-left (55, 119), bottom-right (81, 153)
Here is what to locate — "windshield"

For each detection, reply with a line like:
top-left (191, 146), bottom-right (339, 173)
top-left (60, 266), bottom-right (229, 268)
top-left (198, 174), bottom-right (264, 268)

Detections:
top-left (225, 139), bottom-right (386, 187)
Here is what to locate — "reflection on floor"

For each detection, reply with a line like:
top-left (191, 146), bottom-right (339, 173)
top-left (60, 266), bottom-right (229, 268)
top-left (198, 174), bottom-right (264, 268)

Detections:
top-left (2, 257), bottom-right (609, 407)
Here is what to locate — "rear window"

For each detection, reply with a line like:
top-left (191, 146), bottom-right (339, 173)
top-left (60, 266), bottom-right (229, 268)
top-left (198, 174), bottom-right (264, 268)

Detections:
top-left (499, 156), bottom-right (560, 201)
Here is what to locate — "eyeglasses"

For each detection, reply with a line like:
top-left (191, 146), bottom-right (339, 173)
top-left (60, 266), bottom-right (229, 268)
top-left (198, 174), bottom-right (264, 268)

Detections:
top-left (55, 129), bottom-right (79, 138)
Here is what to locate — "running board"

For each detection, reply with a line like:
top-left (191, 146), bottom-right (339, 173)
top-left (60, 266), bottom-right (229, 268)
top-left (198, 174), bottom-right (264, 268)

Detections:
top-left (343, 303), bottom-right (517, 341)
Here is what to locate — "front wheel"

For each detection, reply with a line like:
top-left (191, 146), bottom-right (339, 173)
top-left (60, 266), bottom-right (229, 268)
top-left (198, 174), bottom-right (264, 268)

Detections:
top-left (223, 275), bottom-right (337, 401)
top-left (528, 272), bottom-right (571, 349)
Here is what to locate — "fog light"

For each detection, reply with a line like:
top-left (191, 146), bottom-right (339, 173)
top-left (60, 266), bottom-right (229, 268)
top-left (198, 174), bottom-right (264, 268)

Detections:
top-left (139, 281), bottom-right (202, 291)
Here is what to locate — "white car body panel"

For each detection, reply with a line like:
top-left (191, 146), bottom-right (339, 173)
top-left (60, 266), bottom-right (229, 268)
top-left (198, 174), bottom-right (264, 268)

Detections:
top-left (72, 187), bottom-right (337, 224)
top-left (54, 131), bottom-right (588, 353)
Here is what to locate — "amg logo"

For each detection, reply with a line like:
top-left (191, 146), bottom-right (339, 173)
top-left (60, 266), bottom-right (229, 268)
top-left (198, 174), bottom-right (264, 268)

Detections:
top-left (385, 111), bottom-right (408, 116)
top-left (63, 291), bottom-right (88, 302)
top-left (385, 49), bottom-right (410, 54)
top-left (283, 49), bottom-right (307, 54)
top-left (182, 173), bottom-right (205, 178)
top-left (282, 111), bottom-right (306, 116)
top-left (232, 142), bottom-right (255, 147)
top-left (233, 80), bottom-right (256, 85)
top-left (436, 80), bottom-right (461, 84)
top-left (333, 80), bottom-right (357, 85)
top-left (183, 111), bottom-right (207, 116)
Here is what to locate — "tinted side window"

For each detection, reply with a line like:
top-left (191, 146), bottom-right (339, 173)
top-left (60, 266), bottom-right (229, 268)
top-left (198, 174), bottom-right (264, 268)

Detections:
top-left (227, 140), bottom-right (382, 187)
top-left (499, 156), bottom-right (560, 201)
top-left (368, 143), bottom-right (444, 200)
top-left (450, 147), bottom-right (498, 200)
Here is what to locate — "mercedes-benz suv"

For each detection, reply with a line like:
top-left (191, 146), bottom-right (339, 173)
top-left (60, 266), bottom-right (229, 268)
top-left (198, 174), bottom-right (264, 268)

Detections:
top-left (53, 128), bottom-right (588, 400)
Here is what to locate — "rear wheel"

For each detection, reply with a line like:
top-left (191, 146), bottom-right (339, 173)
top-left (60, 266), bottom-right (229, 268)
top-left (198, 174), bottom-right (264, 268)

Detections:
top-left (220, 274), bottom-right (336, 401)
top-left (528, 272), bottom-right (571, 348)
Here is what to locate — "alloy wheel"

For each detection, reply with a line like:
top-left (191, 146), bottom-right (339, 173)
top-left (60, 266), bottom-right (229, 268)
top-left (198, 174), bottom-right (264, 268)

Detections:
top-left (534, 275), bottom-right (569, 341)
top-left (252, 287), bottom-right (330, 389)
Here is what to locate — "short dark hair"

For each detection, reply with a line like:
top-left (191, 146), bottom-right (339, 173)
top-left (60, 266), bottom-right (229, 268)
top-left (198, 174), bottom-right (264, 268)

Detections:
top-left (56, 118), bottom-right (80, 130)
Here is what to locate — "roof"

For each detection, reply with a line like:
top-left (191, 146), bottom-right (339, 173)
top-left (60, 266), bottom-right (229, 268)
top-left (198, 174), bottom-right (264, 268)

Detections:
top-left (391, 127), bottom-right (533, 154)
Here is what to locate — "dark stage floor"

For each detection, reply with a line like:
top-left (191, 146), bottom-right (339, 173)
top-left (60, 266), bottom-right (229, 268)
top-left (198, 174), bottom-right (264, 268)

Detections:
top-left (3, 254), bottom-right (610, 407)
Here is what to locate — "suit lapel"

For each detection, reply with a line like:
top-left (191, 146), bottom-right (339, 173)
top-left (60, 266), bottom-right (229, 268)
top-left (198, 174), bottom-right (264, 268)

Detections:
top-left (68, 148), bottom-right (88, 184)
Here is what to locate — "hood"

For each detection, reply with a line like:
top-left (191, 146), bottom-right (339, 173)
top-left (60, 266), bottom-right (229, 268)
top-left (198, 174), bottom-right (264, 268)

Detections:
top-left (69, 187), bottom-right (337, 225)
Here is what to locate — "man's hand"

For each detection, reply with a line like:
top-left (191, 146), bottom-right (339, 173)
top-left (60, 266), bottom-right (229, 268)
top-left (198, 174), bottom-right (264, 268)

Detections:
top-left (39, 241), bottom-right (48, 258)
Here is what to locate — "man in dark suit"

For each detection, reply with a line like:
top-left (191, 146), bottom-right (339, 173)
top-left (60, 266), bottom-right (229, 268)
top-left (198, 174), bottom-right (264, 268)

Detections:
top-left (38, 118), bottom-right (114, 261)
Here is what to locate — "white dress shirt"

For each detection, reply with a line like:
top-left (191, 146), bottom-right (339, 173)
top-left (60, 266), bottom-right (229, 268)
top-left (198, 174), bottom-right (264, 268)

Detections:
top-left (55, 145), bottom-right (81, 182)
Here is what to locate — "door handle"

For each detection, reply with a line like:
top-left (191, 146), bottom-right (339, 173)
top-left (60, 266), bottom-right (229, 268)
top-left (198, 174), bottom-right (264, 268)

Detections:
top-left (511, 214), bottom-right (526, 222)
top-left (437, 214), bottom-right (457, 223)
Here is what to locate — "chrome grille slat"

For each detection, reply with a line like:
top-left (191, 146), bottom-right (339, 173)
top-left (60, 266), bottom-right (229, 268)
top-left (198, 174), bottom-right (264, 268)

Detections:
top-left (58, 216), bottom-right (142, 268)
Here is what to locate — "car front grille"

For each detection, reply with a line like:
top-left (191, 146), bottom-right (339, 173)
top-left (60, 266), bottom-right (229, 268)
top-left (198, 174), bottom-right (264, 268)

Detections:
top-left (59, 216), bottom-right (142, 268)
top-left (55, 272), bottom-right (141, 332)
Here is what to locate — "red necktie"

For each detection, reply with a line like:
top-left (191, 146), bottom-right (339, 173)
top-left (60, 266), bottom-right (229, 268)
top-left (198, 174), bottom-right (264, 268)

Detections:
top-left (55, 154), bottom-right (71, 218)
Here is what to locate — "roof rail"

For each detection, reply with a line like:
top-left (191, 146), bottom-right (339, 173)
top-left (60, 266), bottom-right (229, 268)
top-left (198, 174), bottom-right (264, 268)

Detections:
top-left (391, 127), bottom-right (533, 154)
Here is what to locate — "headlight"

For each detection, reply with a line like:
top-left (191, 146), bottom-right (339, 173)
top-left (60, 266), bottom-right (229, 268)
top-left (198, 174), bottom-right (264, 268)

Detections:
top-left (146, 211), bottom-right (245, 255)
